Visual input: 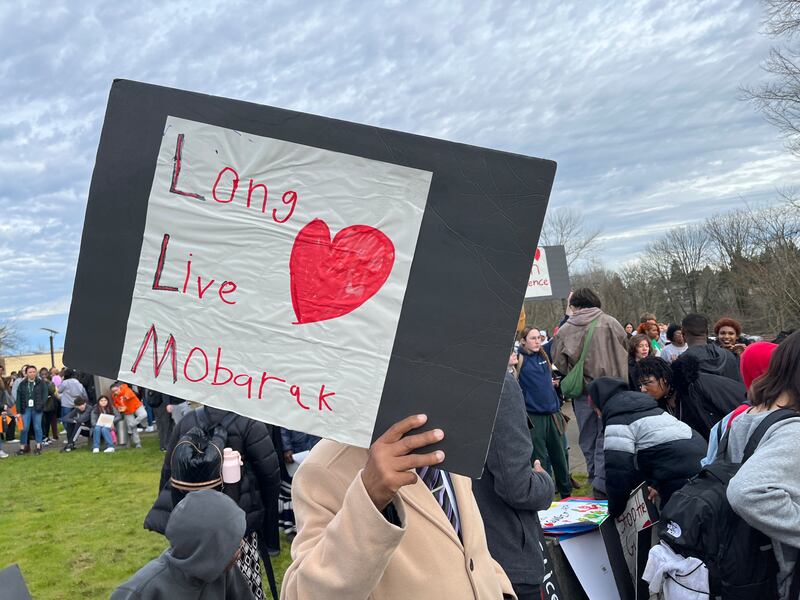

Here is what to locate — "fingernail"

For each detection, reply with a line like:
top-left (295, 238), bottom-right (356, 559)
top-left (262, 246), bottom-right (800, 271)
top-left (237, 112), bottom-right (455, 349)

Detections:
top-left (433, 429), bottom-right (444, 440)
top-left (435, 451), bottom-right (445, 461)
top-left (417, 414), bottom-right (427, 421)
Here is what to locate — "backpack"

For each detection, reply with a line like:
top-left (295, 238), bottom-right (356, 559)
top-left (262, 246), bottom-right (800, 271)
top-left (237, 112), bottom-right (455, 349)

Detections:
top-left (658, 408), bottom-right (797, 599)
top-left (169, 408), bottom-right (237, 499)
top-left (560, 319), bottom-right (598, 399)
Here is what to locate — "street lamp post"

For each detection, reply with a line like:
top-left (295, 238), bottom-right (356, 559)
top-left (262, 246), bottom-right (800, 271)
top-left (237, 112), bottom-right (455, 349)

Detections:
top-left (41, 328), bottom-right (58, 368)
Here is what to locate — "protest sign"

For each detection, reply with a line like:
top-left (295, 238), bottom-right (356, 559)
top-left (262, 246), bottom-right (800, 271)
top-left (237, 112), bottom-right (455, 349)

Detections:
top-left (524, 245), bottom-right (569, 300)
top-left (614, 483), bottom-right (659, 595)
top-left (64, 80), bottom-right (556, 477)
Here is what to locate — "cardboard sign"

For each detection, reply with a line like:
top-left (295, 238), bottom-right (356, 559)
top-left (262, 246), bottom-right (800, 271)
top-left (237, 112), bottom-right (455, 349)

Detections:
top-left (64, 80), bottom-right (556, 477)
top-left (614, 484), bottom-right (659, 591)
top-left (525, 245), bottom-right (570, 300)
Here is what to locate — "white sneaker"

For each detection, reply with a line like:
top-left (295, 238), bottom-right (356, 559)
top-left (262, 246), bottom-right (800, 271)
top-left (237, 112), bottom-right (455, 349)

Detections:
top-left (145, 426), bottom-right (154, 433)
top-left (63, 439), bottom-right (69, 444)
top-left (136, 427), bottom-right (144, 433)
top-left (104, 447), bottom-right (115, 453)
top-left (92, 448), bottom-right (100, 453)
top-left (0, 450), bottom-right (8, 458)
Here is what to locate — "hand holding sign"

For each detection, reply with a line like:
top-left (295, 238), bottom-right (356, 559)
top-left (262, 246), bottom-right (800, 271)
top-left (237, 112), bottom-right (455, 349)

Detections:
top-left (361, 414), bottom-right (445, 511)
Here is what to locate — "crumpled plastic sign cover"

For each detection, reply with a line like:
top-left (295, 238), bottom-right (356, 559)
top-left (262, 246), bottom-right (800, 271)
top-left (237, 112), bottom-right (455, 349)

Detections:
top-left (118, 116), bottom-right (432, 447)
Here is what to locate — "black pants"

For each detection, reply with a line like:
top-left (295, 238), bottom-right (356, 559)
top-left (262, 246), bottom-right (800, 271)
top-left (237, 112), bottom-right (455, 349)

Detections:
top-left (42, 410), bottom-right (59, 439)
top-left (512, 582), bottom-right (541, 600)
top-left (154, 403), bottom-right (173, 450)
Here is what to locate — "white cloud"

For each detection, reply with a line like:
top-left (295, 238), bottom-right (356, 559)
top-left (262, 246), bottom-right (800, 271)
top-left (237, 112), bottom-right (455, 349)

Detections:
top-left (0, 0), bottom-right (797, 345)
top-left (14, 296), bottom-right (71, 321)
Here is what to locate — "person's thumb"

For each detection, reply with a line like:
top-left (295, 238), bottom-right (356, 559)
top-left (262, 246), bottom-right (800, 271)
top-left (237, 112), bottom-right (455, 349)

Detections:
top-left (533, 460), bottom-right (544, 472)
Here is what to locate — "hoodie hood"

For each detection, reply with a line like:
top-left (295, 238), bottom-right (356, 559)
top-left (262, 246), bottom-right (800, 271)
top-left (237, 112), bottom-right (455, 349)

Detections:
top-left (567, 307), bottom-right (604, 327)
top-left (164, 490), bottom-right (246, 582)
top-left (587, 377), bottom-right (629, 412)
top-left (740, 342), bottom-right (777, 390)
top-left (685, 343), bottom-right (735, 376)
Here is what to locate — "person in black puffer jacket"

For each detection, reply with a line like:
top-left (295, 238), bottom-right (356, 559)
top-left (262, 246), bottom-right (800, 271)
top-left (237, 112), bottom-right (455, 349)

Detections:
top-left (588, 377), bottom-right (707, 519)
top-left (145, 405), bottom-right (280, 600)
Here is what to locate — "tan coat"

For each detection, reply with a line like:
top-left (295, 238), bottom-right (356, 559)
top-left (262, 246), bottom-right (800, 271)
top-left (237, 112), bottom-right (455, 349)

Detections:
top-left (551, 307), bottom-right (629, 385)
top-left (281, 440), bottom-right (516, 600)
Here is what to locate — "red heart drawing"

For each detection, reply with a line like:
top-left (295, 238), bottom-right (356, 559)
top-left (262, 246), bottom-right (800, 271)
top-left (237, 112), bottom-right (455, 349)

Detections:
top-left (290, 218), bottom-right (395, 324)
top-left (534, 247), bottom-right (542, 262)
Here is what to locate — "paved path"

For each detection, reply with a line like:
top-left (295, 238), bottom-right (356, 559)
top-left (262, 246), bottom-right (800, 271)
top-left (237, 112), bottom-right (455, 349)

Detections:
top-left (562, 400), bottom-right (587, 475)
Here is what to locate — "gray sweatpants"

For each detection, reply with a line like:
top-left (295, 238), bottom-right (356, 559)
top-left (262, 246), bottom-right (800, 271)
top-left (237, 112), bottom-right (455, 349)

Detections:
top-left (573, 395), bottom-right (606, 494)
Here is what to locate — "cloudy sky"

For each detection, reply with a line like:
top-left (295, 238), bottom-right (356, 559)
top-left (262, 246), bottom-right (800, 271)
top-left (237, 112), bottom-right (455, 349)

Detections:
top-left (0, 0), bottom-right (795, 352)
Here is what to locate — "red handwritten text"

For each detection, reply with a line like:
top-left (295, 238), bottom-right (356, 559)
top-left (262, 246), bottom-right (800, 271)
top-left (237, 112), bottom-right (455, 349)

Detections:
top-left (151, 233), bottom-right (238, 305)
top-left (130, 325), bottom-right (334, 411)
top-left (169, 133), bottom-right (299, 224)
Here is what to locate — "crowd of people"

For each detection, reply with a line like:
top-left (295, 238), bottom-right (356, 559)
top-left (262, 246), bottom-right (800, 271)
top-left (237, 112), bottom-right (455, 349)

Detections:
top-left (2, 288), bottom-right (798, 599)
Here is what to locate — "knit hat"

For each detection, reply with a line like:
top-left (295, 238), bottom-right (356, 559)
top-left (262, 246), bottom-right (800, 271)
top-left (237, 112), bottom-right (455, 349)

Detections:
top-left (739, 341), bottom-right (778, 390)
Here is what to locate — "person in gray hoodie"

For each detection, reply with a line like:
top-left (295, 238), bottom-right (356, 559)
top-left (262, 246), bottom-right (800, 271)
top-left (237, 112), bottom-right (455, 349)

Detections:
top-left (726, 330), bottom-right (800, 600)
top-left (472, 353), bottom-right (555, 600)
top-left (111, 490), bottom-right (254, 600)
top-left (551, 288), bottom-right (628, 498)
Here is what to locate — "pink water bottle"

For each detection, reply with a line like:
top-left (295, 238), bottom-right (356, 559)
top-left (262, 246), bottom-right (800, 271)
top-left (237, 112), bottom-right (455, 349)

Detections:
top-left (222, 448), bottom-right (243, 484)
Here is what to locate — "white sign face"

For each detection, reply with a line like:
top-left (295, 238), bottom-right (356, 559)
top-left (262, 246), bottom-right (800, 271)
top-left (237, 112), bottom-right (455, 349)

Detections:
top-left (525, 246), bottom-right (552, 298)
top-left (117, 116), bottom-right (432, 447)
top-left (614, 484), bottom-right (655, 584)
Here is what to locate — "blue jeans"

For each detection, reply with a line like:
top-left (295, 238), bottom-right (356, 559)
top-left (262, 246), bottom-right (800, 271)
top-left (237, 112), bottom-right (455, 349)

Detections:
top-left (93, 426), bottom-right (114, 449)
top-left (21, 410), bottom-right (44, 446)
top-left (60, 405), bottom-right (72, 428)
top-left (143, 399), bottom-right (154, 426)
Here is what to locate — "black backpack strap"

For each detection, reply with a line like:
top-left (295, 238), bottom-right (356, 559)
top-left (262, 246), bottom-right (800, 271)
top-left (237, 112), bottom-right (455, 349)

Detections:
top-left (743, 408), bottom-right (798, 462)
top-left (715, 419), bottom-right (729, 460)
top-left (789, 563), bottom-right (800, 600)
top-left (257, 533), bottom-right (280, 599)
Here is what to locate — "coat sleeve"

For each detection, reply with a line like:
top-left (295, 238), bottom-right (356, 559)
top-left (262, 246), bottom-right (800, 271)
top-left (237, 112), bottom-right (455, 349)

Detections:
top-left (15, 382), bottom-right (22, 412)
top-left (486, 375), bottom-right (555, 511)
top-left (603, 423), bottom-right (640, 518)
top-left (550, 332), bottom-right (570, 375)
top-left (727, 419), bottom-right (800, 549)
top-left (242, 420), bottom-right (281, 525)
top-left (280, 464), bottom-right (406, 600)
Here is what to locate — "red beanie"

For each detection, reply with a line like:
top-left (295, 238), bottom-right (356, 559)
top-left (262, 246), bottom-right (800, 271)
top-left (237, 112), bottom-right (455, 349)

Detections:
top-left (740, 341), bottom-right (778, 390)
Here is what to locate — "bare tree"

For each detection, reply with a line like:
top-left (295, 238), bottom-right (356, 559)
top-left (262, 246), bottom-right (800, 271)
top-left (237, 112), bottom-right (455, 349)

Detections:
top-left (744, 0), bottom-right (800, 154)
top-left (642, 224), bottom-right (713, 315)
top-left (540, 207), bottom-right (603, 269)
top-left (0, 320), bottom-right (20, 357)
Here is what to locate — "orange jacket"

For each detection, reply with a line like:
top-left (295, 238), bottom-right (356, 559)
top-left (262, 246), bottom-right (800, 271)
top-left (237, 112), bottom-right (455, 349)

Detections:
top-left (112, 383), bottom-right (142, 415)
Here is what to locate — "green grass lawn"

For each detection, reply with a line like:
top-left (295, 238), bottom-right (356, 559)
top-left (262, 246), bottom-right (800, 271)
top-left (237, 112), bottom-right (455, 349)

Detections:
top-left (0, 433), bottom-right (292, 599)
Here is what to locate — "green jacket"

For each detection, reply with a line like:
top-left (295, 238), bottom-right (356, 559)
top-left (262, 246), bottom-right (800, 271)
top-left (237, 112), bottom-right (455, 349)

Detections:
top-left (16, 378), bottom-right (49, 413)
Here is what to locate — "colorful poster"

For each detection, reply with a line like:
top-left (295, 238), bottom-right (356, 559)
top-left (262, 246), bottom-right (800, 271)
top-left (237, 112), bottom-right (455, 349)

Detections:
top-left (539, 499), bottom-right (609, 535)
